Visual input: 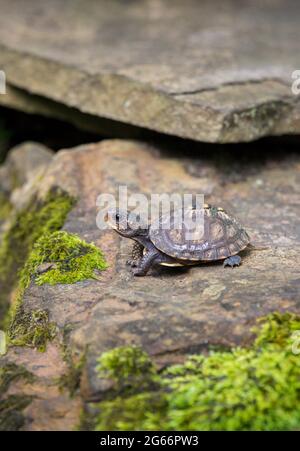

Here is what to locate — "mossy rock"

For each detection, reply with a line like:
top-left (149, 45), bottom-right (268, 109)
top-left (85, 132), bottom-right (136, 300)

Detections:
top-left (7, 230), bottom-right (107, 351)
top-left (88, 313), bottom-right (300, 431)
top-left (8, 308), bottom-right (57, 352)
top-left (6, 229), bottom-right (107, 351)
top-left (0, 188), bottom-right (75, 327)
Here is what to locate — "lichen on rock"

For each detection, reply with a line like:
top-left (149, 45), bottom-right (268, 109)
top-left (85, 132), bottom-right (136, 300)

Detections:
top-left (88, 312), bottom-right (300, 431)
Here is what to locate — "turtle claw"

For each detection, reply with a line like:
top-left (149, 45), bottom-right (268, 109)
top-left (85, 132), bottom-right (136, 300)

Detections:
top-left (223, 255), bottom-right (241, 268)
top-left (132, 267), bottom-right (146, 276)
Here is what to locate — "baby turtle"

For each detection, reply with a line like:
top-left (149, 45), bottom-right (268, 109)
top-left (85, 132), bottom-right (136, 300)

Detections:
top-left (106, 205), bottom-right (250, 276)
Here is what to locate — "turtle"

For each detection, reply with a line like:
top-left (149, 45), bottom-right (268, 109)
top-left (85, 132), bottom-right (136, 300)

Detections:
top-left (106, 204), bottom-right (250, 276)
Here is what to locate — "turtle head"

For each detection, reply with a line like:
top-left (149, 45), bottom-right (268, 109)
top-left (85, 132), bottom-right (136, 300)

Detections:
top-left (105, 209), bottom-right (148, 238)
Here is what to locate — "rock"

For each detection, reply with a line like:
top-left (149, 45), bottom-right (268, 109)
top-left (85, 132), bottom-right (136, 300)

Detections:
top-left (35, 263), bottom-right (57, 275)
top-left (0, 0), bottom-right (300, 142)
top-left (0, 141), bottom-right (53, 192)
top-left (0, 141), bottom-right (54, 210)
top-left (0, 84), bottom-right (157, 140)
top-left (2, 139), bottom-right (298, 420)
top-left (2, 346), bottom-right (82, 431)
top-left (5, 141), bottom-right (54, 188)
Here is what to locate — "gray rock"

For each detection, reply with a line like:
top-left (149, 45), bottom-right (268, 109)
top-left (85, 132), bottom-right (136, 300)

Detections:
top-left (0, 0), bottom-right (300, 142)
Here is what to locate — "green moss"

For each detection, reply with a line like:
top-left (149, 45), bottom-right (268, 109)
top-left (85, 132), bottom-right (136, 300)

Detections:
top-left (22, 230), bottom-right (107, 286)
top-left (95, 393), bottom-right (167, 431)
top-left (8, 308), bottom-right (57, 352)
top-left (91, 313), bottom-right (300, 431)
top-left (96, 346), bottom-right (158, 395)
top-left (253, 311), bottom-right (300, 348)
top-left (0, 188), bottom-right (75, 328)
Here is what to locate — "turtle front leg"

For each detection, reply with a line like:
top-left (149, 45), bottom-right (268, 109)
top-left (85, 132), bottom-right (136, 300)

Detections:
top-left (126, 242), bottom-right (144, 268)
top-left (223, 255), bottom-right (241, 268)
top-left (132, 249), bottom-right (162, 276)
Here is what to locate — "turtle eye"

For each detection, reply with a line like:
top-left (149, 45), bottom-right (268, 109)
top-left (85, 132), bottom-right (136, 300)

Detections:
top-left (115, 213), bottom-right (120, 222)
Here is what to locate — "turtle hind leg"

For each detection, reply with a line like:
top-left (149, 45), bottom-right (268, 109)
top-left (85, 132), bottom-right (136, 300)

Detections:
top-left (132, 250), bottom-right (163, 276)
top-left (223, 255), bottom-right (241, 268)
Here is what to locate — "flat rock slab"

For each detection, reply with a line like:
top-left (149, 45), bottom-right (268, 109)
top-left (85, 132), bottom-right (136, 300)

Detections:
top-left (0, 0), bottom-right (300, 142)
top-left (15, 139), bottom-right (300, 404)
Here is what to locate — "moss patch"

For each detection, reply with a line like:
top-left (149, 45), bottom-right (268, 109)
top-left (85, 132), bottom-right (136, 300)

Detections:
top-left (8, 308), bottom-right (57, 352)
top-left (0, 188), bottom-right (75, 328)
top-left (23, 230), bottom-right (107, 286)
top-left (96, 346), bottom-right (159, 396)
top-left (90, 313), bottom-right (300, 431)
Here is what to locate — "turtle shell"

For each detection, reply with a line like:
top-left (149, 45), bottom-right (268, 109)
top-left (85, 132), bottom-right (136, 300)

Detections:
top-left (149, 205), bottom-right (250, 261)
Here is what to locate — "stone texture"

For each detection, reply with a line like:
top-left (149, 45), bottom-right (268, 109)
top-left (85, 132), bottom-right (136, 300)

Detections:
top-left (0, 0), bottom-right (300, 142)
top-left (3, 345), bottom-right (82, 431)
top-left (0, 84), bottom-right (156, 140)
top-left (0, 141), bottom-right (54, 210)
top-left (2, 139), bottom-right (299, 423)
top-left (5, 141), bottom-right (53, 187)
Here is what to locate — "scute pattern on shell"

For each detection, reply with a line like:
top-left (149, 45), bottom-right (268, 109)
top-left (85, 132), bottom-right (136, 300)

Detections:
top-left (149, 206), bottom-right (250, 261)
